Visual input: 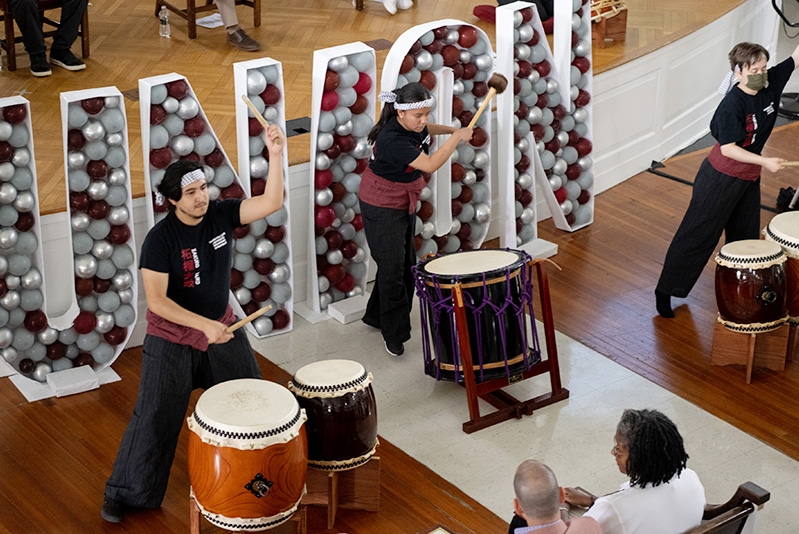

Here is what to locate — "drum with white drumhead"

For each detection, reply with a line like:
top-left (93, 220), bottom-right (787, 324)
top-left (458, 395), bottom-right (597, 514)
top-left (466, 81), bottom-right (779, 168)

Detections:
top-left (764, 211), bottom-right (799, 322)
top-left (714, 240), bottom-right (788, 333)
top-left (187, 379), bottom-right (307, 531)
top-left (288, 359), bottom-right (378, 471)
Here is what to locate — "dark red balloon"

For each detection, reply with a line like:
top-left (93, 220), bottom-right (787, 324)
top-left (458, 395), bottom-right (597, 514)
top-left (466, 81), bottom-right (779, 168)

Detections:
top-left (325, 230), bottom-right (343, 250)
top-left (418, 201), bottom-right (434, 221)
top-left (233, 224), bottom-right (250, 239)
top-left (350, 95), bottom-right (369, 115)
top-left (243, 301), bottom-right (259, 316)
top-left (334, 134), bottom-right (357, 153)
top-left (400, 55), bottom-right (414, 74)
top-left (458, 25), bottom-right (478, 48)
top-left (150, 105), bottom-right (167, 125)
top-left (516, 155), bottom-right (531, 173)
top-left (554, 187), bottom-right (568, 203)
top-left (231, 268), bottom-right (244, 289)
top-left (252, 282), bottom-right (272, 302)
top-left (315, 169), bottom-right (334, 189)
top-left (324, 143), bottom-right (341, 160)
top-left (251, 178), bottom-right (265, 196)
top-left (180, 152), bottom-right (201, 163)
top-left (341, 240), bottom-right (358, 259)
top-left (14, 211), bottom-right (34, 232)
top-left (18, 358), bottom-right (35, 373)
top-left (451, 162), bottom-right (465, 182)
top-left (456, 222), bottom-right (471, 241)
top-left (335, 273), bottom-right (355, 293)
top-left (88, 200), bottom-right (110, 220)
top-left (248, 117), bottom-right (264, 137)
top-left (73, 310), bottom-right (97, 334)
top-left (424, 39), bottom-right (443, 55)
top-left (70, 191), bottom-right (91, 212)
top-left (515, 101), bottom-right (529, 121)
top-left (150, 147), bottom-right (173, 169)
top-left (24, 310), bottom-right (47, 333)
top-left (451, 199), bottom-right (463, 217)
top-left (470, 127), bottom-right (488, 148)
top-left (266, 225), bottom-right (286, 243)
top-left (410, 40), bottom-right (423, 55)
top-left (68, 129), bottom-right (86, 150)
top-left (353, 72), bottom-right (372, 95)
top-left (520, 189), bottom-right (533, 207)
top-left (183, 116), bottom-right (206, 138)
top-left (330, 182), bottom-right (346, 203)
top-left (520, 7), bottom-right (533, 22)
top-left (517, 60), bottom-right (532, 78)
top-left (451, 63), bottom-right (464, 80)
top-left (566, 212), bottom-right (576, 226)
top-left (108, 224), bottom-right (131, 245)
top-left (166, 79), bottom-right (190, 99)
top-left (254, 258), bottom-right (275, 276)
top-left (324, 70), bottom-right (340, 92)
top-left (321, 91), bottom-right (339, 112)
top-left (205, 148), bottom-right (224, 168)
top-left (565, 164), bottom-right (581, 181)
top-left (458, 186), bottom-right (473, 204)
top-left (578, 189), bottom-right (592, 205)
top-left (354, 158), bottom-right (369, 174)
top-left (220, 182), bottom-right (244, 199)
top-left (260, 85), bottom-right (281, 106)
top-left (2, 104), bottom-right (27, 124)
top-left (536, 93), bottom-right (549, 109)
top-left (0, 279), bottom-right (7, 299)
top-left (0, 142), bottom-right (12, 163)
top-left (441, 45), bottom-right (460, 67)
top-left (94, 277), bottom-right (111, 293)
top-left (87, 160), bottom-right (109, 179)
top-left (419, 70), bottom-right (436, 91)
top-left (74, 352), bottom-right (95, 367)
top-left (572, 56), bottom-right (590, 74)
top-left (323, 263), bottom-right (346, 285)
top-left (272, 309), bottom-right (290, 330)
top-left (472, 82), bottom-right (488, 98)
top-left (533, 59), bottom-right (551, 77)
top-left (351, 214), bottom-right (363, 232)
top-left (81, 98), bottom-right (105, 115)
top-left (47, 341), bottom-right (67, 360)
top-left (104, 326), bottom-right (128, 346)
top-left (462, 62), bottom-right (477, 80)
top-left (452, 96), bottom-right (463, 117)
top-left (575, 138), bottom-right (593, 157)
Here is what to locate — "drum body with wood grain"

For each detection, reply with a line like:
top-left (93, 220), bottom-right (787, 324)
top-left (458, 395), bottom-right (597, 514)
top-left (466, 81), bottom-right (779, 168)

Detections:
top-left (764, 211), bottom-right (799, 322)
top-left (187, 379), bottom-right (307, 531)
top-left (413, 249), bottom-right (539, 383)
top-left (288, 359), bottom-right (378, 471)
top-left (714, 240), bottom-right (788, 333)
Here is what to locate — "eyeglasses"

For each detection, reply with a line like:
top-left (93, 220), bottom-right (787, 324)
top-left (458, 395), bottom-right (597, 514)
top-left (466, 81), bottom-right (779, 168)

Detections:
top-left (612, 440), bottom-right (624, 456)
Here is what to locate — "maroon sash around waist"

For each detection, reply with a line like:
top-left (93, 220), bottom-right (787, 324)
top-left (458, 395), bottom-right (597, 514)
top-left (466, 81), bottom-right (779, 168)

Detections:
top-left (707, 143), bottom-right (761, 181)
top-left (146, 305), bottom-right (235, 351)
top-left (359, 167), bottom-right (425, 213)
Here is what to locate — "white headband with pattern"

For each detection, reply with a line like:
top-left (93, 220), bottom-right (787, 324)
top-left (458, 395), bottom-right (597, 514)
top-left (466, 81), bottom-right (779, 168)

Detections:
top-left (181, 168), bottom-right (206, 188)
top-left (379, 90), bottom-right (435, 110)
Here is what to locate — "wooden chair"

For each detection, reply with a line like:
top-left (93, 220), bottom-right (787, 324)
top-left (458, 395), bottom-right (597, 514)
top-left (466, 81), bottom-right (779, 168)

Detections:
top-left (0, 0), bottom-right (90, 71)
top-left (155, 0), bottom-right (260, 39)
top-left (686, 481), bottom-right (770, 534)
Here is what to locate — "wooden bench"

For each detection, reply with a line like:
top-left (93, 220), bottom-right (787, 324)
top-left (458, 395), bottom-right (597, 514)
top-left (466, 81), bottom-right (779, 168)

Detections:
top-left (686, 481), bottom-right (770, 534)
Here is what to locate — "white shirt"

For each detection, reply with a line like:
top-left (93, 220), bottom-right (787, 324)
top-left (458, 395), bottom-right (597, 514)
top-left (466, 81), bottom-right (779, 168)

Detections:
top-left (585, 468), bottom-right (705, 534)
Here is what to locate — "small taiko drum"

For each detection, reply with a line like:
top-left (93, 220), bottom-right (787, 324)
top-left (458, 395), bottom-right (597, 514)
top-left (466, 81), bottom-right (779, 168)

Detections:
top-left (412, 249), bottom-right (540, 383)
top-left (288, 359), bottom-right (378, 471)
top-left (188, 379), bottom-right (307, 531)
top-left (714, 240), bottom-right (788, 333)
top-left (764, 211), bottom-right (799, 322)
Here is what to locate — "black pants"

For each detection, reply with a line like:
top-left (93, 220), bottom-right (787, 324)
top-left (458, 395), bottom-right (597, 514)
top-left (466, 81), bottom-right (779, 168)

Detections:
top-left (360, 200), bottom-right (416, 346)
top-left (8, 0), bottom-right (88, 57)
top-left (104, 329), bottom-right (261, 508)
top-left (657, 158), bottom-right (761, 298)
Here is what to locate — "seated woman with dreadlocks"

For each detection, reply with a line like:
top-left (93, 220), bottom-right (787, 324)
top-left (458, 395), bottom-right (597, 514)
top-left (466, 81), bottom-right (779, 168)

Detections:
top-left (563, 409), bottom-right (706, 534)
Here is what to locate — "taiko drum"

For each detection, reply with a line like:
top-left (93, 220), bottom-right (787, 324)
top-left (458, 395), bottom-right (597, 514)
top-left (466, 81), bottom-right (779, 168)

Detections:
top-left (764, 211), bottom-right (799, 321)
top-left (288, 359), bottom-right (378, 471)
top-left (187, 379), bottom-right (307, 531)
top-left (714, 239), bottom-right (788, 333)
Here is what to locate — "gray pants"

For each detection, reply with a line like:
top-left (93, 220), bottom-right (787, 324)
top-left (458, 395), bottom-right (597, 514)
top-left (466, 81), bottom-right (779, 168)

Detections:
top-left (104, 329), bottom-right (261, 508)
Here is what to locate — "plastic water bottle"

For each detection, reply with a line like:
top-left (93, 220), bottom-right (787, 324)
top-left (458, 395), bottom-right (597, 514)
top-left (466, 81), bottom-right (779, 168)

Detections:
top-left (159, 6), bottom-right (171, 38)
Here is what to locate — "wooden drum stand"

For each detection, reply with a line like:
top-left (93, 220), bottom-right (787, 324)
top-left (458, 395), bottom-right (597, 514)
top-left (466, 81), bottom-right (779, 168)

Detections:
top-left (452, 259), bottom-right (569, 433)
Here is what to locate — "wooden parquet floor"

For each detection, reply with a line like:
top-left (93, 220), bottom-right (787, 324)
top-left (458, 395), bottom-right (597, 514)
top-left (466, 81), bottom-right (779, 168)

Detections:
top-left (1, 0), bottom-right (742, 214)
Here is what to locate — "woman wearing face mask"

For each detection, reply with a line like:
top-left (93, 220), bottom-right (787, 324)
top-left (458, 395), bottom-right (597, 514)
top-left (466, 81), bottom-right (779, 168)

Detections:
top-left (655, 41), bottom-right (799, 318)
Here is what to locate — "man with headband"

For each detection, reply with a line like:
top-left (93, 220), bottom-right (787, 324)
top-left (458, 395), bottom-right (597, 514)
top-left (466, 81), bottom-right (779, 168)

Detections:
top-left (101, 125), bottom-right (286, 523)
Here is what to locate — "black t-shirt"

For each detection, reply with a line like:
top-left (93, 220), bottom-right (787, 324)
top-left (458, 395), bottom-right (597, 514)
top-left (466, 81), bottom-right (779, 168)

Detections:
top-left (710, 56), bottom-right (795, 154)
top-left (139, 199), bottom-right (242, 319)
top-left (368, 117), bottom-right (430, 183)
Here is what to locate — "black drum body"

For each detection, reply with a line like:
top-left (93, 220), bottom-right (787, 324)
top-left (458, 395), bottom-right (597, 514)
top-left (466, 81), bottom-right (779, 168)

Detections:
top-left (413, 249), bottom-right (540, 383)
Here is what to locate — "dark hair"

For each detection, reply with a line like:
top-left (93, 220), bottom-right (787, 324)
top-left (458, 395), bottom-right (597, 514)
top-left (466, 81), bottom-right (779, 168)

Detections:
top-left (728, 42), bottom-right (769, 71)
top-left (616, 409), bottom-right (688, 488)
top-left (367, 82), bottom-right (433, 144)
top-left (157, 160), bottom-right (203, 208)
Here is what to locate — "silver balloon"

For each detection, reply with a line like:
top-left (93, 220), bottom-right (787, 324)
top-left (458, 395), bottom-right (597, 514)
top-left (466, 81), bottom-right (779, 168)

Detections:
top-left (107, 206), bottom-right (130, 226)
top-left (474, 203), bottom-right (491, 224)
top-left (234, 286), bottom-right (252, 306)
top-left (0, 328), bottom-right (12, 348)
top-left (416, 50), bottom-right (434, 70)
top-left (315, 153), bottom-right (331, 171)
top-left (1, 346), bottom-right (16, 363)
top-left (268, 263), bottom-right (290, 284)
top-left (108, 168), bottom-right (127, 186)
top-left (252, 316), bottom-right (273, 336)
top-left (0, 228), bottom-right (18, 249)
top-left (552, 158), bottom-right (568, 176)
top-left (82, 120), bottom-right (105, 141)
top-left (328, 56), bottom-right (349, 72)
top-left (8, 125), bottom-right (29, 148)
top-left (250, 156), bottom-right (269, 178)
top-left (149, 125), bottom-right (170, 149)
top-left (574, 39), bottom-right (591, 57)
top-left (95, 311), bottom-right (116, 334)
top-left (68, 151), bottom-right (87, 169)
top-left (520, 207), bottom-right (536, 225)
top-left (87, 180), bottom-right (109, 201)
top-left (92, 240), bottom-right (114, 260)
top-left (573, 107), bottom-right (589, 124)
top-left (0, 291), bottom-right (20, 310)
top-left (253, 238), bottom-right (275, 259)
top-left (420, 221), bottom-right (435, 240)
top-left (445, 28), bottom-right (459, 44)
top-left (334, 120), bottom-right (353, 137)
top-left (111, 270), bottom-right (134, 290)
top-left (548, 174), bottom-right (563, 191)
top-left (32, 362), bottom-right (52, 382)
top-left (474, 53), bottom-right (493, 71)
top-left (74, 254), bottom-right (99, 278)
top-left (20, 268), bottom-right (42, 290)
top-left (0, 182), bottom-right (17, 204)
top-left (315, 188), bottom-right (334, 207)
top-left (118, 288), bottom-right (134, 304)
top-left (0, 162), bottom-right (13, 181)
top-left (577, 156), bottom-right (593, 171)
top-left (0, 122), bottom-right (12, 142)
top-left (317, 132), bottom-right (334, 151)
top-left (106, 132), bottom-right (124, 147)
top-left (326, 249), bottom-right (343, 265)
top-left (472, 150), bottom-right (489, 169)
top-left (177, 97), bottom-right (200, 119)
top-left (319, 291), bottom-right (332, 310)
top-left (170, 135), bottom-right (194, 156)
top-left (247, 70), bottom-right (267, 95)
top-left (11, 148), bottom-right (30, 167)
top-left (351, 138), bottom-right (371, 159)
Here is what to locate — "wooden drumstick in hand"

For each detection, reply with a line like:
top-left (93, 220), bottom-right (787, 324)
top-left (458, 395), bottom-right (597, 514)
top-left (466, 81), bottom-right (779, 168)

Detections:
top-left (241, 94), bottom-right (283, 145)
top-left (468, 73), bottom-right (508, 129)
top-left (225, 304), bottom-right (273, 334)
top-left (782, 161), bottom-right (799, 166)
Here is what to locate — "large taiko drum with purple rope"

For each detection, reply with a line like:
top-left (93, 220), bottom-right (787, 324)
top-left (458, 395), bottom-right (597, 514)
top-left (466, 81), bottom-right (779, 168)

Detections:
top-left (288, 359), bottom-right (378, 471)
top-left (187, 379), bottom-right (308, 531)
top-left (714, 240), bottom-right (788, 333)
top-left (413, 249), bottom-right (540, 383)
top-left (764, 211), bottom-right (799, 322)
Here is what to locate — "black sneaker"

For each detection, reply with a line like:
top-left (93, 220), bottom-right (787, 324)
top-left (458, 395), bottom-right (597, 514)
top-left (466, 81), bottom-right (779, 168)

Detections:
top-left (101, 498), bottom-right (125, 523)
top-left (50, 49), bottom-right (86, 71)
top-left (385, 340), bottom-right (404, 357)
top-left (29, 53), bottom-right (51, 77)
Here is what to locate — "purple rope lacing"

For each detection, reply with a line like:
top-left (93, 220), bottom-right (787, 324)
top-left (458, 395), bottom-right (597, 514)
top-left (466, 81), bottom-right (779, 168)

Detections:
top-left (412, 249), bottom-right (542, 382)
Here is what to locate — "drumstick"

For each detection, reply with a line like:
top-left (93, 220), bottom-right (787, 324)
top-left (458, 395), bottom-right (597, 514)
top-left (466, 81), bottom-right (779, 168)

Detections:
top-left (790, 186), bottom-right (799, 210)
top-left (782, 161), bottom-right (799, 166)
top-left (225, 304), bottom-right (272, 334)
top-left (468, 73), bottom-right (508, 129)
top-left (241, 94), bottom-right (283, 145)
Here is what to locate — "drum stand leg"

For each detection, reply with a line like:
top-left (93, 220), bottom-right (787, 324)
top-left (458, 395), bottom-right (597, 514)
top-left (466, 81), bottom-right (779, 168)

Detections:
top-left (711, 322), bottom-right (789, 384)
top-left (302, 458), bottom-right (381, 529)
top-left (787, 323), bottom-right (797, 363)
top-left (190, 495), bottom-right (201, 534)
top-left (454, 260), bottom-right (569, 434)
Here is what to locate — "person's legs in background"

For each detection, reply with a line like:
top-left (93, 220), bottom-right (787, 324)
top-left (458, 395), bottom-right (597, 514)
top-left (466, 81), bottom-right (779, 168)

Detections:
top-left (214, 0), bottom-right (260, 51)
